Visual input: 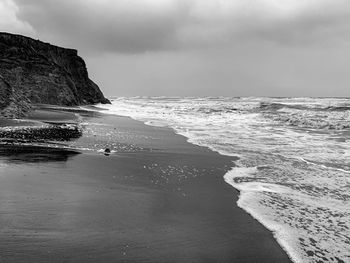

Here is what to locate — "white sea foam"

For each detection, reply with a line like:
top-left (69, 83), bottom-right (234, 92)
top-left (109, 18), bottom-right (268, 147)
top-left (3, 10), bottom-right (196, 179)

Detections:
top-left (97, 97), bottom-right (350, 263)
top-left (224, 167), bottom-right (302, 263)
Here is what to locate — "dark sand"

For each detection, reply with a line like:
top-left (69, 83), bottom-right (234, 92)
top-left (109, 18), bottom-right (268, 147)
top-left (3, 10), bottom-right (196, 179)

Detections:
top-left (0, 111), bottom-right (292, 263)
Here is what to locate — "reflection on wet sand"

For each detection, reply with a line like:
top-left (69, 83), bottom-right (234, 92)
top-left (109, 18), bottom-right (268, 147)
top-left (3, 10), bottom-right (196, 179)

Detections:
top-left (0, 106), bottom-right (85, 164)
top-left (0, 143), bottom-right (80, 163)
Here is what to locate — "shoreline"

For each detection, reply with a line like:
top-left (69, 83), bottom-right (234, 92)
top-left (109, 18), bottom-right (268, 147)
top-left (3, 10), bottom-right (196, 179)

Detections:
top-left (102, 97), bottom-right (350, 263)
top-left (223, 169), bottom-right (300, 263)
top-left (0, 106), bottom-right (292, 262)
top-left (101, 110), bottom-right (297, 263)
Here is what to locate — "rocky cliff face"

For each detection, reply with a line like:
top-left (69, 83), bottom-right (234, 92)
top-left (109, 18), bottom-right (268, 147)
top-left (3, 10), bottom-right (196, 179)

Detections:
top-left (0, 32), bottom-right (109, 117)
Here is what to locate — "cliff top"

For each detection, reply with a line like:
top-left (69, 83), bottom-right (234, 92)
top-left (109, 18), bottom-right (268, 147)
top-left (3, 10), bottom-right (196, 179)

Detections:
top-left (0, 32), bottom-right (78, 55)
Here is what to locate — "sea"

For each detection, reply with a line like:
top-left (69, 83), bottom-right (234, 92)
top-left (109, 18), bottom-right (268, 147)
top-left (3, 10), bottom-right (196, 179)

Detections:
top-left (97, 97), bottom-right (350, 263)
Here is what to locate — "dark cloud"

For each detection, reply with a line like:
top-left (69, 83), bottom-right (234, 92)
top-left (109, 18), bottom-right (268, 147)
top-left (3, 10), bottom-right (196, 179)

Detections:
top-left (238, 8), bottom-right (350, 46)
top-left (2, 0), bottom-right (347, 55)
top-left (2, 0), bottom-right (350, 97)
top-left (14, 0), bottom-right (187, 53)
top-left (10, 0), bottom-right (350, 53)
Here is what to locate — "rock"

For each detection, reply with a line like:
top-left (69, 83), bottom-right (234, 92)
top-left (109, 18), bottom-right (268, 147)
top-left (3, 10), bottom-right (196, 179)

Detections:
top-left (104, 148), bottom-right (111, 153)
top-left (0, 32), bottom-right (110, 118)
top-left (104, 148), bottom-right (111, 156)
top-left (0, 124), bottom-right (82, 141)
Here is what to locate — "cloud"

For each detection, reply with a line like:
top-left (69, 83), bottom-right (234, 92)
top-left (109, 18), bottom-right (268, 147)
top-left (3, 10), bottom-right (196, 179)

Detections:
top-left (13, 0), bottom-right (184, 52)
top-left (177, 0), bottom-right (350, 47)
top-left (0, 0), bottom-right (35, 35)
top-left (10, 0), bottom-right (350, 53)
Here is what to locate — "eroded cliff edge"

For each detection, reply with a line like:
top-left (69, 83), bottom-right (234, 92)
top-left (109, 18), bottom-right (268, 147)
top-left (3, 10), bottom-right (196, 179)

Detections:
top-left (0, 32), bottom-right (110, 118)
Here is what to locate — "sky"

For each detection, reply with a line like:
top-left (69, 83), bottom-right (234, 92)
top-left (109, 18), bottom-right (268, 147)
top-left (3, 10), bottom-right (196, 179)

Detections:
top-left (1, 0), bottom-right (350, 97)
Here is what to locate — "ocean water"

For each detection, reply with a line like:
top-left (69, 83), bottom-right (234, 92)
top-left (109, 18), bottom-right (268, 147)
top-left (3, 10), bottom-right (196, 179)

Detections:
top-left (97, 97), bottom-right (350, 263)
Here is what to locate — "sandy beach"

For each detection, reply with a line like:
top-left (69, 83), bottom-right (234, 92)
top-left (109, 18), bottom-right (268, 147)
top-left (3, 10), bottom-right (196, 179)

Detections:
top-left (0, 108), bottom-right (292, 263)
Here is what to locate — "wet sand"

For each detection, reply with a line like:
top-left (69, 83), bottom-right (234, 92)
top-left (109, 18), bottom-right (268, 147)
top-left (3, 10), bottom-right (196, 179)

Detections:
top-left (0, 111), bottom-right (292, 262)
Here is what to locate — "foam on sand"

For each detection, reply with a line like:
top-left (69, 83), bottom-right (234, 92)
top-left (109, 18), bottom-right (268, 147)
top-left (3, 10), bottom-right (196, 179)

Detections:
top-left (224, 166), bottom-right (350, 263)
top-left (224, 167), bottom-right (302, 263)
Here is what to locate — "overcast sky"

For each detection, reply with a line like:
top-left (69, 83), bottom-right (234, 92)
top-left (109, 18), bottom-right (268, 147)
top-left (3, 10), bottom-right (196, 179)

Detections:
top-left (1, 0), bottom-right (350, 97)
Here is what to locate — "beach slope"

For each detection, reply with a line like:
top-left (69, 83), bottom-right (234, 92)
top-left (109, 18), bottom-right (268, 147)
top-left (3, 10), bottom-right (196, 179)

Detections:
top-left (0, 111), bottom-right (292, 263)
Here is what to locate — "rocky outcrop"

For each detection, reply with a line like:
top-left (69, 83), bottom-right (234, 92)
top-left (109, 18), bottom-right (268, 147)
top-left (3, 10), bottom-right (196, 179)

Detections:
top-left (0, 32), bottom-right (109, 117)
top-left (0, 124), bottom-right (82, 141)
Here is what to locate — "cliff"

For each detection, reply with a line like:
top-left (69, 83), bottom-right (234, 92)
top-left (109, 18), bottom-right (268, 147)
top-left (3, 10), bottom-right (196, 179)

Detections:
top-left (0, 32), bottom-right (109, 118)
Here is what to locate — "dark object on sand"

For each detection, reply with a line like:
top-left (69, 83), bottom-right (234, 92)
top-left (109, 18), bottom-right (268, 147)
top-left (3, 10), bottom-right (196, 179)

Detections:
top-left (104, 148), bottom-right (111, 155)
top-left (0, 32), bottom-right (110, 118)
